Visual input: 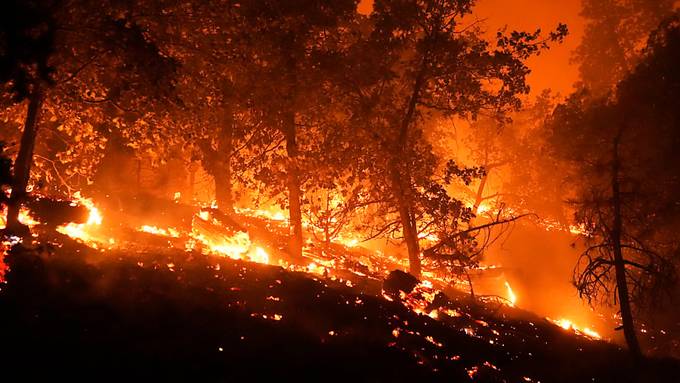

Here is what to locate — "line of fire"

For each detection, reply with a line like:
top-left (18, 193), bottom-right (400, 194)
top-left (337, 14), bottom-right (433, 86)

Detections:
top-left (1, 0), bottom-right (679, 381)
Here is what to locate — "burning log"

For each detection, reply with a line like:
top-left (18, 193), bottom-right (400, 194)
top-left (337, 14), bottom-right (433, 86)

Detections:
top-left (25, 197), bottom-right (89, 228)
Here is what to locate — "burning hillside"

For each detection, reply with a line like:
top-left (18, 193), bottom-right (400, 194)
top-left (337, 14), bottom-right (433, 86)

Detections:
top-left (2, 0), bottom-right (680, 380)
top-left (2, 223), bottom-right (678, 381)
top-left (3, 192), bottom-right (675, 381)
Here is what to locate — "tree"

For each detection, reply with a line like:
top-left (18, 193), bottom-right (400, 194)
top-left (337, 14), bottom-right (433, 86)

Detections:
top-left (146, 0), bottom-right (255, 212)
top-left (456, 90), bottom-right (574, 230)
top-left (342, 0), bottom-right (566, 276)
top-left (235, 0), bottom-right (359, 260)
top-left (0, 0), bottom-right (55, 234)
top-left (574, 0), bottom-right (676, 96)
top-left (547, 13), bottom-right (680, 357)
top-left (1, 0), bottom-right (177, 233)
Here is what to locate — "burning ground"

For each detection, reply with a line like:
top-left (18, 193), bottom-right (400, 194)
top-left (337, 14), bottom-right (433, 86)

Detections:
top-left (1, 197), bottom-right (678, 382)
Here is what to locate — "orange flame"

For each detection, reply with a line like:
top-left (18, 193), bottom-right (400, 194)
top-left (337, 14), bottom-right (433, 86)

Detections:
top-left (56, 192), bottom-right (112, 248)
top-left (547, 317), bottom-right (601, 339)
top-left (505, 280), bottom-right (517, 307)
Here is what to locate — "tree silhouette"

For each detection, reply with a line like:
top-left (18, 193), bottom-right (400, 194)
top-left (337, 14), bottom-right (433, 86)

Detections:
top-left (341, 0), bottom-right (566, 276)
top-left (547, 12), bottom-right (680, 357)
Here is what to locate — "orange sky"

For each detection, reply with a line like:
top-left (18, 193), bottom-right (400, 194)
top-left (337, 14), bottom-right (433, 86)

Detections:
top-left (358, 0), bottom-right (585, 96)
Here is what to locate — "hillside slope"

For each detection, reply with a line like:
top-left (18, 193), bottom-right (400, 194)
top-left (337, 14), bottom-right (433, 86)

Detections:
top-left (0, 237), bottom-right (678, 382)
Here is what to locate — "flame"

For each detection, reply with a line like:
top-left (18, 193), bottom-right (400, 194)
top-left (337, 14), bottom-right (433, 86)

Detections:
top-left (18, 208), bottom-right (40, 227)
top-left (307, 262), bottom-right (326, 275)
top-left (234, 206), bottom-right (288, 222)
top-left (190, 210), bottom-right (270, 265)
top-left (568, 223), bottom-right (588, 236)
top-left (1, 188), bottom-right (609, 347)
top-left (250, 246), bottom-right (269, 264)
top-left (138, 225), bottom-right (180, 238)
top-left (56, 192), bottom-right (109, 247)
top-left (547, 317), bottom-right (601, 339)
top-left (198, 210), bottom-right (210, 221)
top-left (0, 206), bottom-right (41, 229)
top-left (504, 280), bottom-right (517, 307)
top-left (476, 202), bottom-right (492, 214)
top-left (192, 230), bottom-right (251, 260)
top-left (334, 234), bottom-right (360, 248)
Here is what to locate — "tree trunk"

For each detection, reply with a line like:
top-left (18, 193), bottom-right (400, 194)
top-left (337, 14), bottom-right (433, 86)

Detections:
top-left (214, 171), bottom-right (233, 213)
top-left (472, 172), bottom-right (489, 216)
top-left (387, 53), bottom-right (429, 278)
top-left (6, 90), bottom-right (43, 234)
top-left (465, 270), bottom-right (475, 299)
top-left (214, 112), bottom-right (235, 213)
top-left (284, 111), bottom-right (303, 260)
top-left (610, 136), bottom-right (643, 359)
top-left (390, 161), bottom-right (421, 277)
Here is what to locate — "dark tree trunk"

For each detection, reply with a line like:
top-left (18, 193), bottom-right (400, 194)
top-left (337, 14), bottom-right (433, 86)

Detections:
top-left (390, 162), bottom-right (421, 277)
top-left (284, 110), bottom-right (303, 260)
top-left (465, 270), bottom-right (475, 299)
top-left (388, 54), bottom-right (428, 278)
top-left (214, 171), bottom-right (233, 213)
top-left (610, 137), bottom-right (642, 359)
top-left (6, 90), bottom-right (43, 234)
top-left (472, 172), bottom-right (489, 216)
top-left (214, 112), bottom-right (235, 213)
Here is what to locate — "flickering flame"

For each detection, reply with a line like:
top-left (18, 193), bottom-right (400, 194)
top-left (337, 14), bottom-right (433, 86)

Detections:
top-left (0, 206), bottom-right (40, 229)
top-left (190, 210), bottom-right (270, 265)
top-left (547, 317), bottom-right (601, 339)
top-left (568, 223), bottom-right (588, 236)
top-left (307, 262), bottom-right (326, 275)
top-left (235, 207), bottom-right (288, 222)
top-left (138, 225), bottom-right (180, 238)
top-left (18, 208), bottom-right (40, 227)
top-left (192, 230), bottom-right (251, 260)
top-left (250, 246), bottom-right (269, 264)
top-left (1, 187), bottom-right (608, 348)
top-left (476, 202), bottom-right (492, 214)
top-left (504, 280), bottom-right (517, 307)
top-left (56, 192), bottom-right (107, 246)
top-left (334, 234), bottom-right (360, 248)
top-left (198, 210), bottom-right (211, 221)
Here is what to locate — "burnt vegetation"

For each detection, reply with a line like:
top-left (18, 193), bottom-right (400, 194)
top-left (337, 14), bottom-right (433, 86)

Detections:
top-left (1, 0), bottom-right (680, 381)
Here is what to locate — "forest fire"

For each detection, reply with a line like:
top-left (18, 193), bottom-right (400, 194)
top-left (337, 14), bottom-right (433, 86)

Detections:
top-left (504, 281), bottom-right (517, 307)
top-left (55, 193), bottom-right (110, 248)
top-left (1, 0), bottom-right (680, 380)
top-left (548, 318), bottom-right (602, 340)
top-left (138, 225), bottom-right (180, 238)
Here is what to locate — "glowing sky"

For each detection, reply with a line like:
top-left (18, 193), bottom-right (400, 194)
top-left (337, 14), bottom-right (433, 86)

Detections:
top-left (358, 0), bottom-right (585, 96)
